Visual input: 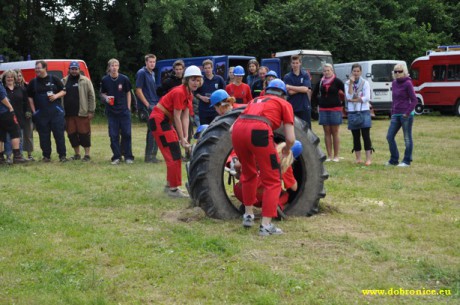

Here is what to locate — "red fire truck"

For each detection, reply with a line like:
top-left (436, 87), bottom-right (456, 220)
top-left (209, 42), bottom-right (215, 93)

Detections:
top-left (411, 45), bottom-right (460, 116)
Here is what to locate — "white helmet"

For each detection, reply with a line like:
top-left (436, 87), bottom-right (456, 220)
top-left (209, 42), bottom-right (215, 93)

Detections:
top-left (184, 65), bottom-right (202, 78)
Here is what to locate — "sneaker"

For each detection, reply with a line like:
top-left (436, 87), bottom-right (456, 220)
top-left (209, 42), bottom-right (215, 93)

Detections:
top-left (163, 185), bottom-right (170, 193)
top-left (13, 155), bottom-right (27, 164)
top-left (259, 223), bottom-right (283, 236)
top-left (82, 155), bottom-right (91, 162)
top-left (27, 155), bottom-right (35, 161)
top-left (145, 157), bottom-right (161, 163)
top-left (167, 188), bottom-right (189, 198)
top-left (242, 214), bottom-right (255, 228)
top-left (125, 159), bottom-right (134, 164)
top-left (397, 162), bottom-right (410, 167)
top-left (70, 154), bottom-right (81, 160)
top-left (59, 157), bottom-right (68, 163)
top-left (42, 157), bottom-right (51, 163)
top-left (384, 161), bottom-right (396, 166)
top-left (111, 159), bottom-right (120, 165)
top-left (325, 158), bottom-right (332, 162)
top-left (333, 157), bottom-right (340, 162)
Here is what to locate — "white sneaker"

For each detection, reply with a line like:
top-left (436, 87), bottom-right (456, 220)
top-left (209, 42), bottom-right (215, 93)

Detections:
top-left (111, 159), bottom-right (120, 165)
top-left (259, 223), bottom-right (283, 236)
top-left (168, 188), bottom-right (189, 198)
top-left (125, 159), bottom-right (134, 164)
top-left (397, 162), bottom-right (410, 167)
top-left (242, 214), bottom-right (255, 228)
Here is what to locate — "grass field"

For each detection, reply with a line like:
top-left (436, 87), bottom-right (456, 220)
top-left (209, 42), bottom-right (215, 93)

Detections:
top-left (1, 114), bottom-right (459, 305)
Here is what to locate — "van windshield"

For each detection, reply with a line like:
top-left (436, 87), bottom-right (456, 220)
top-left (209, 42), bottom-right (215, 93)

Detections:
top-left (302, 55), bottom-right (333, 73)
top-left (371, 64), bottom-right (395, 82)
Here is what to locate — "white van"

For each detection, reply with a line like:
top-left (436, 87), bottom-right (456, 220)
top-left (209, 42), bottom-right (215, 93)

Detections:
top-left (334, 60), bottom-right (407, 115)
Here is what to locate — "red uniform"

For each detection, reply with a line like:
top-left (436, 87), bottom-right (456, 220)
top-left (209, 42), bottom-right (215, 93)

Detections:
top-left (149, 85), bottom-right (192, 188)
top-left (226, 83), bottom-right (253, 104)
top-left (231, 95), bottom-right (294, 218)
top-left (234, 166), bottom-right (296, 210)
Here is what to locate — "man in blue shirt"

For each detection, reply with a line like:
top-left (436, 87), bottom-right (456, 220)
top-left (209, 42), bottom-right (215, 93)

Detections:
top-left (0, 83), bottom-right (26, 164)
top-left (136, 54), bottom-right (160, 163)
top-left (195, 59), bottom-right (226, 124)
top-left (284, 55), bottom-right (312, 128)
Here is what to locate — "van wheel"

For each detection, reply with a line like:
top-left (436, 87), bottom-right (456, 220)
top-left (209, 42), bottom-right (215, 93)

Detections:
top-left (414, 103), bottom-right (424, 115)
top-left (455, 100), bottom-right (460, 116)
top-left (187, 107), bottom-right (328, 219)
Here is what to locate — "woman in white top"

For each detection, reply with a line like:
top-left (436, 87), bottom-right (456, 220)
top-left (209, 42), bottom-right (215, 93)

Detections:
top-left (345, 63), bottom-right (373, 165)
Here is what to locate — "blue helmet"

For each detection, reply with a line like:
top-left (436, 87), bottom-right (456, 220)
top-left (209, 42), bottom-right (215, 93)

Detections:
top-left (209, 89), bottom-right (230, 108)
top-left (194, 124), bottom-right (209, 139)
top-left (266, 79), bottom-right (287, 95)
top-left (266, 70), bottom-right (278, 78)
top-left (291, 140), bottom-right (303, 158)
top-left (233, 65), bottom-right (245, 76)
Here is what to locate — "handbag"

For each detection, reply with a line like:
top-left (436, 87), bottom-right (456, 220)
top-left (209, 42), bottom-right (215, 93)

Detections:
top-left (348, 102), bottom-right (364, 127)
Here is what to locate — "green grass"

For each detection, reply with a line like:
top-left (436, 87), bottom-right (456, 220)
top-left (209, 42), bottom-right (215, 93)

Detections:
top-left (1, 114), bottom-right (459, 304)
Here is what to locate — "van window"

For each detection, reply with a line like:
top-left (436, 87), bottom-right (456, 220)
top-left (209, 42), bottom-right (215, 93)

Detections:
top-left (371, 64), bottom-right (395, 82)
top-left (48, 70), bottom-right (63, 79)
top-left (432, 65), bottom-right (446, 81)
top-left (447, 65), bottom-right (460, 80)
top-left (215, 61), bottom-right (226, 78)
top-left (411, 68), bottom-right (419, 80)
top-left (302, 55), bottom-right (333, 73)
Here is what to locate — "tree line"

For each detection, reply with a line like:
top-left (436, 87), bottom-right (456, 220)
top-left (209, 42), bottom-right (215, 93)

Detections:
top-left (1, 0), bottom-right (459, 87)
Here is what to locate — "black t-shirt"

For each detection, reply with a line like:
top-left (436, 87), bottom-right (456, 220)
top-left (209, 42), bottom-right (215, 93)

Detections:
top-left (27, 75), bottom-right (65, 98)
top-left (5, 85), bottom-right (28, 128)
top-left (64, 75), bottom-right (80, 116)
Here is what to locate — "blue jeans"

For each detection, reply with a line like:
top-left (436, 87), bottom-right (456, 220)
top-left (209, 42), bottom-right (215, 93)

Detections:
top-left (386, 115), bottom-right (414, 165)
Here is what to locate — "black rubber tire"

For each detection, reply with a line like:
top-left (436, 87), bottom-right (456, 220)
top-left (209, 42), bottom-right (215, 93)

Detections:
top-left (414, 102), bottom-right (424, 115)
top-left (187, 107), bottom-right (328, 220)
top-left (455, 100), bottom-right (460, 116)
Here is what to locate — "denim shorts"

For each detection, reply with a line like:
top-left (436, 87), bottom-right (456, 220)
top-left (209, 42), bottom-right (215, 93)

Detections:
top-left (319, 110), bottom-right (343, 126)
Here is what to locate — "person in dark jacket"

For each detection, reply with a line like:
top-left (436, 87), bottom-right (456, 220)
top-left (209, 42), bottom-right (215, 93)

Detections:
top-left (385, 64), bottom-right (418, 167)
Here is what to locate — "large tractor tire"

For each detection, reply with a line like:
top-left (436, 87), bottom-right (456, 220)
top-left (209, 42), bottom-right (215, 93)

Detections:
top-left (187, 107), bottom-right (328, 219)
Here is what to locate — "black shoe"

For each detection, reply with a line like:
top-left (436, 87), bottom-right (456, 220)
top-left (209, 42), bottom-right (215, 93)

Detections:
top-left (42, 157), bottom-right (51, 163)
top-left (70, 154), bottom-right (81, 160)
top-left (13, 155), bottom-right (28, 164)
top-left (59, 157), bottom-right (68, 163)
top-left (82, 155), bottom-right (91, 162)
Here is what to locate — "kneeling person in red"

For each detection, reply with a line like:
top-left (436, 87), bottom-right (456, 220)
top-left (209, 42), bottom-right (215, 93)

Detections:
top-left (231, 79), bottom-right (295, 236)
top-left (148, 65), bottom-right (203, 198)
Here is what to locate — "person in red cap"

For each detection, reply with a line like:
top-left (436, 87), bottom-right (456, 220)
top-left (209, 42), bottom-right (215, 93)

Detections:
top-left (231, 79), bottom-right (295, 236)
top-left (148, 65), bottom-right (203, 198)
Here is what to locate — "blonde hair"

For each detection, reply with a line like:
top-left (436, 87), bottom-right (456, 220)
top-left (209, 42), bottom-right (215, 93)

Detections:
top-left (106, 58), bottom-right (119, 73)
top-left (322, 63), bottom-right (334, 72)
top-left (1, 69), bottom-right (18, 86)
top-left (392, 64), bottom-right (409, 79)
top-left (276, 142), bottom-right (294, 174)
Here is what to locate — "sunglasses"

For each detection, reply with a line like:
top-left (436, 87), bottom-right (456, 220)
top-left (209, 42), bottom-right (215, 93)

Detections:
top-left (393, 70), bottom-right (404, 74)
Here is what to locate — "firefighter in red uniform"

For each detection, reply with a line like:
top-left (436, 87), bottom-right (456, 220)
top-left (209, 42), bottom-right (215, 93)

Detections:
top-left (148, 65), bottom-right (203, 198)
top-left (231, 79), bottom-right (295, 236)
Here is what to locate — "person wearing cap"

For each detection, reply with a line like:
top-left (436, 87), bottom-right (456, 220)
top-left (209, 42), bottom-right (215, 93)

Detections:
top-left (231, 79), bottom-right (295, 236)
top-left (225, 65), bottom-right (252, 104)
top-left (260, 70), bottom-right (278, 96)
top-left (27, 60), bottom-right (67, 162)
top-left (148, 65), bottom-right (203, 198)
top-left (283, 55), bottom-right (312, 128)
top-left (251, 66), bottom-right (269, 98)
top-left (195, 59), bottom-right (226, 125)
top-left (62, 61), bottom-right (96, 162)
top-left (135, 54), bottom-right (161, 163)
top-left (100, 58), bottom-right (134, 165)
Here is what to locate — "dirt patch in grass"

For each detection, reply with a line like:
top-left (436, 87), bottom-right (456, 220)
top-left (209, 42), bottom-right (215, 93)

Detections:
top-left (162, 207), bottom-right (206, 223)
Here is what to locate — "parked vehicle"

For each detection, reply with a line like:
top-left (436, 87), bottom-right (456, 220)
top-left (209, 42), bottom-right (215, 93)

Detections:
top-left (334, 60), bottom-right (407, 115)
top-left (0, 59), bottom-right (91, 82)
top-left (154, 55), bottom-right (256, 87)
top-left (411, 45), bottom-right (460, 115)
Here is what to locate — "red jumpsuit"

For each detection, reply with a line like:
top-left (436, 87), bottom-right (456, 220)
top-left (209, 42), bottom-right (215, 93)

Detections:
top-left (234, 166), bottom-right (296, 210)
top-left (226, 83), bottom-right (253, 104)
top-left (231, 95), bottom-right (294, 218)
top-left (149, 85), bottom-right (192, 188)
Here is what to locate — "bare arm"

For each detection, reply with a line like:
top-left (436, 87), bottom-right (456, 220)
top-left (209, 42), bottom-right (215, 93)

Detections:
top-left (1, 97), bottom-right (14, 112)
top-left (173, 108), bottom-right (190, 148)
top-left (283, 123), bottom-right (295, 155)
top-left (28, 97), bottom-right (36, 113)
top-left (127, 90), bottom-right (131, 110)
